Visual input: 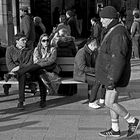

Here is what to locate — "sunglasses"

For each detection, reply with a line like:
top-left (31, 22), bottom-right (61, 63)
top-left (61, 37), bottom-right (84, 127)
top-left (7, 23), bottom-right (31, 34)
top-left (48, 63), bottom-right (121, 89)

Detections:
top-left (41, 39), bottom-right (49, 43)
top-left (20, 38), bottom-right (27, 42)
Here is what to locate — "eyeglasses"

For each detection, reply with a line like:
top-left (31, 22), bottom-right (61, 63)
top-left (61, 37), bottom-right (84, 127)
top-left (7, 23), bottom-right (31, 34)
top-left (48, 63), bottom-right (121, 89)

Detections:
top-left (41, 39), bottom-right (49, 43)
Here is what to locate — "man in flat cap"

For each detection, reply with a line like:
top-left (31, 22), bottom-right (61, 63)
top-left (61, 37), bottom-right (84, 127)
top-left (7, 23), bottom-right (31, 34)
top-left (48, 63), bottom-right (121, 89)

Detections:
top-left (95, 6), bottom-right (139, 138)
top-left (20, 6), bottom-right (35, 49)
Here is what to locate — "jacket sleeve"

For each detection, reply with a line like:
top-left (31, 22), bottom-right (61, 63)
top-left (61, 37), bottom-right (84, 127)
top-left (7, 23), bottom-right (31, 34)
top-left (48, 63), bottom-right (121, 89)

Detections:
top-left (75, 50), bottom-right (95, 74)
top-left (6, 47), bottom-right (17, 71)
top-left (23, 16), bottom-right (31, 39)
top-left (19, 48), bottom-right (33, 68)
top-left (36, 47), bottom-right (57, 67)
top-left (107, 33), bottom-right (127, 89)
top-left (131, 22), bottom-right (137, 37)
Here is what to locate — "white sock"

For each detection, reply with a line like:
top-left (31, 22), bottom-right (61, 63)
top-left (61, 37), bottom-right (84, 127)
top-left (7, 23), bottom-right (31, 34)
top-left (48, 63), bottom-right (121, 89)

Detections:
top-left (124, 113), bottom-right (135, 123)
top-left (99, 99), bottom-right (104, 103)
top-left (112, 119), bottom-right (119, 132)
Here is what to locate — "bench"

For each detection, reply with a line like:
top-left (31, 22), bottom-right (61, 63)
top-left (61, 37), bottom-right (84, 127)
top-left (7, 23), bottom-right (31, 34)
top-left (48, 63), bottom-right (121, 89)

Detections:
top-left (0, 57), bottom-right (88, 96)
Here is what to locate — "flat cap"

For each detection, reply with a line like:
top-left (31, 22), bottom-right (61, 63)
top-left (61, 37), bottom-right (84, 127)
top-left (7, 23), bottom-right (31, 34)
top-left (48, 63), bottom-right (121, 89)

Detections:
top-left (100, 6), bottom-right (118, 19)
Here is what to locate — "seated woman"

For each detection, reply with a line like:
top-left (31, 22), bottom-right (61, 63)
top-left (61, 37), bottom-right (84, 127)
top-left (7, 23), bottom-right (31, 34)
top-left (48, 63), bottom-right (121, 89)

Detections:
top-left (5, 33), bottom-right (59, 109)
top-left (51, 28), bottom-right (77, 57)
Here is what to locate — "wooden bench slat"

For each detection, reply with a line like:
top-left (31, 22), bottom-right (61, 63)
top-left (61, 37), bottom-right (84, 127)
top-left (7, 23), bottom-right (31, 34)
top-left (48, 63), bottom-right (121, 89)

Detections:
top-left (57, 57), bottom-right (74, 64)
top-left (0, 78), bottom-right (86, 85)
top-left (60, 78), bottom-right (86, 84)
top-left (0, 80), bottom-right (18, 84)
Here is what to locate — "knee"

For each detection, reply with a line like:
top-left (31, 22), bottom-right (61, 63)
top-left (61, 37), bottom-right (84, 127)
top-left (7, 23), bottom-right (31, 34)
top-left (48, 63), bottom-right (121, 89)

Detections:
top-left (105, 100), bottom-right (114, 108)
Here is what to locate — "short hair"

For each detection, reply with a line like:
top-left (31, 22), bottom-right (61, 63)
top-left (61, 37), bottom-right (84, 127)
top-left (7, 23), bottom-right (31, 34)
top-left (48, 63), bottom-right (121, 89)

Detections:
top-left (14, 33), bottom-right (26, 41)
top-left (86, 39), bottom-right (97, 46)
top-left (134, 12), bottom-right (140, 18)
top-left (91, 17), bottom-right (97, 22)
top-left (59, 14), bottom-right (66, 23)
top-left (66, 10), bottom-right (74, 17)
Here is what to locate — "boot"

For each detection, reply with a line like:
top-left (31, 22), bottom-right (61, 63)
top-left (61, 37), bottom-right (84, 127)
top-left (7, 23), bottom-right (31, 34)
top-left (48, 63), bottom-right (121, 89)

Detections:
top-left (39, 73), bottom-right (56, 94)
top-left (40, 100), bottom-right (46, 108)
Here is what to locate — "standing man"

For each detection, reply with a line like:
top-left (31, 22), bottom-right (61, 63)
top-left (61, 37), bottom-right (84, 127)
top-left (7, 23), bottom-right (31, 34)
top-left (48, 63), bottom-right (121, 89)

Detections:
top-left (66, 10), bottom-right (79, 39)
top-left (20, 6), bottom-right (35, 49)
top-left (95, 6), bottom-right (139, 138)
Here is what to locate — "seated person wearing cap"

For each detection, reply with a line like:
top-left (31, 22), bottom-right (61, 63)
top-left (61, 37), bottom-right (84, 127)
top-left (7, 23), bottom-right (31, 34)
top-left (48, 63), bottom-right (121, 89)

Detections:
top-left (73, 39), bottom-right (105, 109)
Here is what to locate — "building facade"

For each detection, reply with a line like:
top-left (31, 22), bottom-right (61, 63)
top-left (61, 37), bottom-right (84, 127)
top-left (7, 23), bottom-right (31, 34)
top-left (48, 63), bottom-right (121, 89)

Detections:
top-left (0, 0), bottom-right (140, 45)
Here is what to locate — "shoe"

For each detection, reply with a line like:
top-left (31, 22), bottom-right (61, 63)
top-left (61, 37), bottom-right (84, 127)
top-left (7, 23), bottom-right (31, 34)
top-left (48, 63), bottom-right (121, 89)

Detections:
top-left (89, 100), bottom-right (101, 109)
top-left (99, 128), bottom-right (121, 137)
top-left (4, 73), bottom-right (13, 82)
top-left (127, 118), bottom-right (140, 137)
top-left (40, 101), bottom-right (46, 108)
top-left (17, 102), bottom-right (24, 110)
top-left (96, 99), bottom-right (105, 107)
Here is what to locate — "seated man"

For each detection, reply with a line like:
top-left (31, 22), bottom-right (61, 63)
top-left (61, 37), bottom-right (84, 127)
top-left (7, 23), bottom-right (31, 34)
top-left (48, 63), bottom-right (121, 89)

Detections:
top-left (5, 33), bottom-right (46, 109)
top-left (73, 39), bottom-right (105, 109)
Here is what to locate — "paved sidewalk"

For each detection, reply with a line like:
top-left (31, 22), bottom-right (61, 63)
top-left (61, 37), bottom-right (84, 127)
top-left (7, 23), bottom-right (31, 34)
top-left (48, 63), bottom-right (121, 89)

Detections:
top-left (0, 59), bottom-right (140, 140)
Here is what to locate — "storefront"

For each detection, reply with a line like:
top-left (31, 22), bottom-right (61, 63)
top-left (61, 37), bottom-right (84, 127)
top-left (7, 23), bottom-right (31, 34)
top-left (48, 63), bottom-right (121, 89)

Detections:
top-left (0, 0), bottom-right (140, 45)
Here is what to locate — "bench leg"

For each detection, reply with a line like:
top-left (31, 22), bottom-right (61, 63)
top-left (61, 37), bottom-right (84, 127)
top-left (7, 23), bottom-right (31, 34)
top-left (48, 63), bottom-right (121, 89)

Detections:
top-left (3, 84), bottom-right (11, 96)
top-left (77, 84), bottom-right (88, 97)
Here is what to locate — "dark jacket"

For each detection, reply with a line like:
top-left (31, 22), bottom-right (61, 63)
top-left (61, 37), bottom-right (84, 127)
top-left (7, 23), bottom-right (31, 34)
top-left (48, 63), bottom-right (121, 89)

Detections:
top-left (67, 16), bottom-right (79, 38)
top-left (6, 45), bottom-right (33, 71)
top-left (57, 36), bottom-right (77, 57)
top-left (20, 14), bottom-right (35, 42)
top-left (95, 21), bottom-right (132, 89)
top-left (73, 44), bottom-right (98, 82)
top-left (90, 22), bottom-right (102, 44)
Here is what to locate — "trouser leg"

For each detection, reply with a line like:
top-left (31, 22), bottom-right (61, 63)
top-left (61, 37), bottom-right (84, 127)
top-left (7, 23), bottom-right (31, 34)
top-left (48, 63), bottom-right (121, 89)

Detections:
top-left (17, 64), bottom-right (41, 76)
top-left (100, 85), bottom-right (106, 100)
top-left (105, 89), bottom-right (128, 118)
top-left (18, 74), bottom-right (26, 103)
top-left (35, 69), bottom-right (47, 102)
top-left (87, 78), bottom-right (100, 103)
top-left (38, 78), bottom-right (47, 102)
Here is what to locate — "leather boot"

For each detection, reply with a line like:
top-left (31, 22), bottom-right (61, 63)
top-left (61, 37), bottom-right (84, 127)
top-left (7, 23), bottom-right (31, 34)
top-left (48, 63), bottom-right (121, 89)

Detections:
top-left (39, 73), bottom-right (56, 94)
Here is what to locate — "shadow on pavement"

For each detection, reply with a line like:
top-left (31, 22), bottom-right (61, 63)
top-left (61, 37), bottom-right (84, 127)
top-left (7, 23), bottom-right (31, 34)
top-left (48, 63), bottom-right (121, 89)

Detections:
top-left (0, 121), bottom-right (40, 132)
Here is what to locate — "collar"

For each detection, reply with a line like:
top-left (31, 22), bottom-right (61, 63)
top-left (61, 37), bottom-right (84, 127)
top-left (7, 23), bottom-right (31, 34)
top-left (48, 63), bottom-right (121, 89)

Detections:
top-left (101, 19), bottom-right (119, 41)
top-left (84, 44), bottom-right (93, 55)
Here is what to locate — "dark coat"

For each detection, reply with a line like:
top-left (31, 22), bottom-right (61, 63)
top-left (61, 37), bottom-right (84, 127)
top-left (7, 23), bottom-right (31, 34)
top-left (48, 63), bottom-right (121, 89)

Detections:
top-left (20, 14), bottom-right (35, 42)
top-left (73, 45), bottom-right (97, 82)
top-left (6, 45), bottom-right (33, 71)
top-left (67, 16), bottom-right (79, 38)
top-left (95, 22), bottom-right (132, 89)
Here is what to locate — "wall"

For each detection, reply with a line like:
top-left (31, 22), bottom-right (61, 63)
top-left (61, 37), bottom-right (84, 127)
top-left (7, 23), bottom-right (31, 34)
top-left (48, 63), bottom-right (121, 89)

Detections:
top-left (0, 0), bottom-right (8, 44)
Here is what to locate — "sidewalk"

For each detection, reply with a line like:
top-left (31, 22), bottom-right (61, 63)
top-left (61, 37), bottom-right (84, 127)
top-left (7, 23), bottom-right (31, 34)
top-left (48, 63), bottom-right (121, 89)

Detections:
top-left (0, 60), bottom-right (140, 140)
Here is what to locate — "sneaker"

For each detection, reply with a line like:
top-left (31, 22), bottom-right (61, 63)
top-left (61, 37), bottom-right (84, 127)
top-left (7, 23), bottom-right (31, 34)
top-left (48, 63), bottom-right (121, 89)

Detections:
top-left (127, 118), bottom-right (140, 137)
top-left (89, 100), bottom-right (101, 109)
top-left (99, 128), bottom-right (121, 137)
top-left (17, 102), bottom-right (24, 110)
